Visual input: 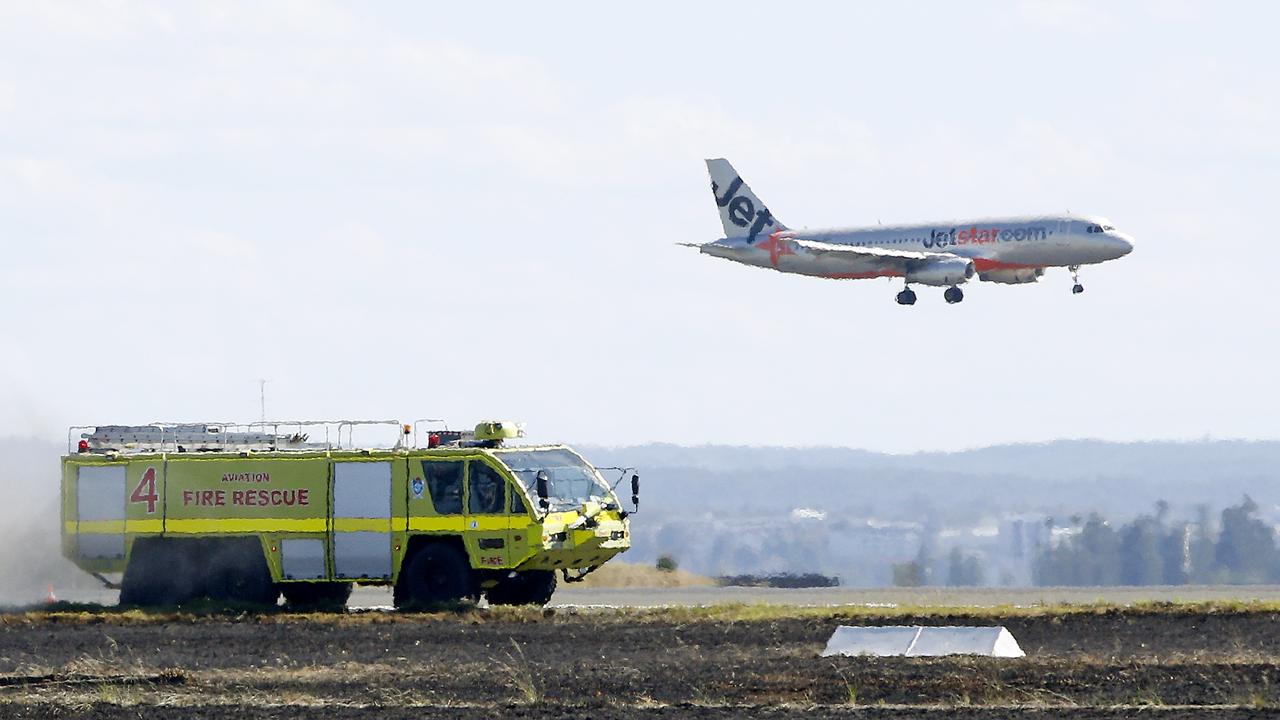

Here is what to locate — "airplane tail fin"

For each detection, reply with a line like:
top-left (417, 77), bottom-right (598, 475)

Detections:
top-left (705, 158), bottom-right (786, 242)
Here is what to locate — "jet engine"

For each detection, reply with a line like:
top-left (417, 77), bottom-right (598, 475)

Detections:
top-left (905, 258), bottom-right (975, 286)
top-left (978, 268), bottom-right (1045, 284)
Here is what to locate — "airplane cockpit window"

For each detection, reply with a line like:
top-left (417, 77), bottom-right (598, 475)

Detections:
top-left (1087, 224), bottom-right (1116, 233)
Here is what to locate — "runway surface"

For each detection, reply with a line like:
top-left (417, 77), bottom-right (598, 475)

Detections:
top-left (18, 583), bottom-right (1280, 610)
top-left (547, 583), bottom-right (1280, 608)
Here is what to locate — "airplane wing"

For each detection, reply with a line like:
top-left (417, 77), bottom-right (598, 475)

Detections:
top-left (681, 237), bottom-right (970, 281)
top-left (789, 238), bottom-right (947, 262)
top-left (786, 238), bottom-right (975, 284)
top-left (679, 238), bottom-right (951, 261)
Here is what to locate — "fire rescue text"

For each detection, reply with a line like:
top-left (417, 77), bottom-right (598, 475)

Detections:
top-left (181, 488), bottom-right (310, 507)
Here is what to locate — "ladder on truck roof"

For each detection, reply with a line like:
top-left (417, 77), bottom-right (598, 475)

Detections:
top-left (67, 418), bottom-right (516, 455)
top-left (68, 420), bottom-right (405, 455)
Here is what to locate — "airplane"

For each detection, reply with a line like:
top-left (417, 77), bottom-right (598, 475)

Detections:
top-left (691, 158), bottom-right (1134, 305)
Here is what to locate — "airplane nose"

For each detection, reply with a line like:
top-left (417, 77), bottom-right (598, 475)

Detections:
top-left (1113, 233), bottom-right (1134, 257)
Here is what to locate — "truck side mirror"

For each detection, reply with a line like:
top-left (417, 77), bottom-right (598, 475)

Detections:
top-left (630, 473), bottom-right (640, 513)
top-left (535, 470), bottom-right (550, 513)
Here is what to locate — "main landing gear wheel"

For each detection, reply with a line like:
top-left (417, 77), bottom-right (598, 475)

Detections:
top-left (1070, 265), bottom-right (1084, 294)
top-left (944, 286), bottom-right (964, 304)
top-left (895, 288), bottom-right (917, 305)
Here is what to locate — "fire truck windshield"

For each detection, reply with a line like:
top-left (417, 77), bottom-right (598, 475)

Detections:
top-left (496, 448), bottom-right (612, 511)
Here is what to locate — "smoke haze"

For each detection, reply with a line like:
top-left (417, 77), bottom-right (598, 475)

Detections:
top-left (0, 436), bottom-right (87, 605)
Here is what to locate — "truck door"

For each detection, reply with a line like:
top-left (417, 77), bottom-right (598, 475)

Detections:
top-left (331, 460), bottom-right (393, 581)
top-left (75, 463), bottom-right (129, 563)
top-left (506, 478), bottom-right (537, 567)
top-left (464, 459), bottom-right (509, 568)
top-left (413, 459), bottom-right (463, 520)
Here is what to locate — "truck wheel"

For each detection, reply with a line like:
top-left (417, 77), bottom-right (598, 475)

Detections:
top-left (205, 539), bottom-right (278, 606)
top-left (282, 582), bottom-right (352, 611)
top-left (400, 544), bottom-right (474, 608)
top-left (486, 570), bottom-right (557, 606)
top-left (119, 538), bottom-right (163, 606)
top-left (120, 538), bottom-right (199, 607)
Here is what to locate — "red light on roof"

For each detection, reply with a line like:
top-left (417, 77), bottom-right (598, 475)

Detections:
top-left (77, 440), bottom-right (89, 453)
top-left (427, 433), bottom-right (440, 449)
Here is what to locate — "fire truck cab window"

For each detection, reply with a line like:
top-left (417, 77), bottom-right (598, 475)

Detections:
top-left (495, 448), bottom-right (613, 512)
top-left (422, 460), bottom-right (463, 515)
top-left (468, 461), bottom-right (505, 515)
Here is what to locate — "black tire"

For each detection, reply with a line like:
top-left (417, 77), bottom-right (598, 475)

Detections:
top-left (204, 539), bottom-right (278, 606)
top-left (120, 537), bottom-right (200, 607)
top-left (486, 570), bottom-right (557, 606)
top-left (282, 582), bottom-right (352, 611)
top-left (398, 543), bottom-right (474, 608)
top-left (119, 538), bottom-right (162, 606)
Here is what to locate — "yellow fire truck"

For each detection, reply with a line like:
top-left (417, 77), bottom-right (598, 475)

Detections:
top-left (60, 420), bottom-right (636, 608)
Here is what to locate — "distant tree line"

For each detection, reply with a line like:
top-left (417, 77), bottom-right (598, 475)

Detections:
top-left (893, 545), bottom-right (986, 587)
top-left (1034, 497), bottom-right (1279, 586)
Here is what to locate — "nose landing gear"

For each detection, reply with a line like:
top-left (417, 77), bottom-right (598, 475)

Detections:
top-left (895, 287), bottom-right (917, 305)
top-left (944, 286), bottom-right (964, 304)
top-left (1070, 265), bottom-right (1084, 294)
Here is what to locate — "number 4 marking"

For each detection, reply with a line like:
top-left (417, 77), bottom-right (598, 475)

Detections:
top-left (130, 467), bottom-right (159, 514)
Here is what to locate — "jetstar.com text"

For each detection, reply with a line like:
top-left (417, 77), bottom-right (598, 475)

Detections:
top-left (923, 226), bottom-right (1048, 249)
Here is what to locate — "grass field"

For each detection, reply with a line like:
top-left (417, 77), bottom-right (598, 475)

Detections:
top-left (2, 601), bottom-right (1280, 718)
top-left (571, 560), bottom-right (716, 588)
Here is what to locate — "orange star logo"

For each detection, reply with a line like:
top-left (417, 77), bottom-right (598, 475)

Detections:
top-left (757, 229), bottom-right (795, 268)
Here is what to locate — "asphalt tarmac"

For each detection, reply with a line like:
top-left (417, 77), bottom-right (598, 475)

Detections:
top-left (21, 583), bottom-right (1280, 610)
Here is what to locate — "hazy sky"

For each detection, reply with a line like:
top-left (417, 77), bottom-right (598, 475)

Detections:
top-left (1, 2), bottom-right (1277, 452)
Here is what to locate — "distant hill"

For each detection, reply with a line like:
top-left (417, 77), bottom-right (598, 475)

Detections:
top-left (578, 440), bottom-right (1280, 581)
top-left (579, 440), bottom-right (1280, 522)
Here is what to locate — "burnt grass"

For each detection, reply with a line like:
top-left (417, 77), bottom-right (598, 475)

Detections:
top-left (2, 605), bottom-right (1280, 718)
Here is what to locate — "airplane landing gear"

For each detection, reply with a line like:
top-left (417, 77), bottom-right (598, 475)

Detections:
top-left (1070, 265), bottom-right (1084, 294)
top-left (895, 287), bottom-right (917, 306)
top-left (944, 286), bottom-right (964, 304)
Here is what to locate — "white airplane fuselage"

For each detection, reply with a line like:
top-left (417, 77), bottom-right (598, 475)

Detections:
top-left (702, 215), bottom-right (1134, 282)
top-left (696, 158), bottom-right (1134, 303)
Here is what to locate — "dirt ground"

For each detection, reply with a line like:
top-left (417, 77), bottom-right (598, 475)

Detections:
top-left (2, 604), bottom-right (1279, 718)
